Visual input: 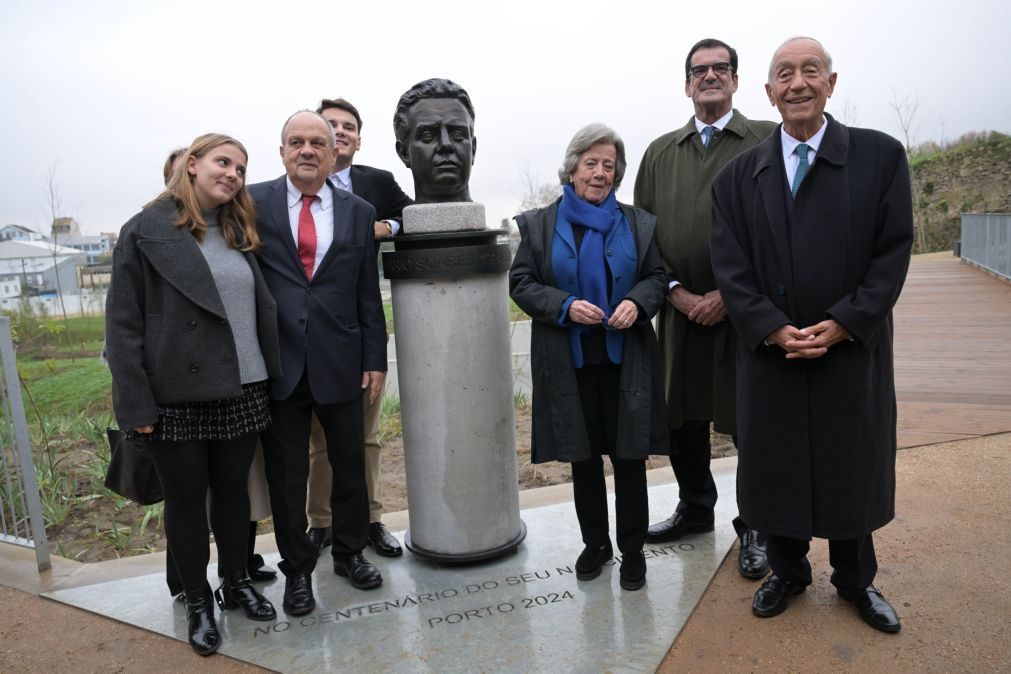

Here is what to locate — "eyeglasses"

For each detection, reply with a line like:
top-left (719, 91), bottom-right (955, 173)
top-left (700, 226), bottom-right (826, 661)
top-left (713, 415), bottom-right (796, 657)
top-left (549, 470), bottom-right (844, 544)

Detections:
top-left (688, 62), bottom-right (734, 79)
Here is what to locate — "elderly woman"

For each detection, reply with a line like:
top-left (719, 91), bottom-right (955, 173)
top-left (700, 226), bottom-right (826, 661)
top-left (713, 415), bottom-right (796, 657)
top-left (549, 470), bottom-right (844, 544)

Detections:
top-left (510, 123), bottom-right (668, 590)
top-left (107, 133), bottom-right (281, 655)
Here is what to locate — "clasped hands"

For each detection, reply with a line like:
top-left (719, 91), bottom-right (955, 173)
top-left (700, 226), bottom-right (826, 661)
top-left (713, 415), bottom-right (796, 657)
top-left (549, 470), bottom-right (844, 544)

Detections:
top-left (767, 320), bottom-right (849, 359)
top-left (669, 286), bottom-right (726, 326)
top-left (568, 299), bottom-right (638, 330)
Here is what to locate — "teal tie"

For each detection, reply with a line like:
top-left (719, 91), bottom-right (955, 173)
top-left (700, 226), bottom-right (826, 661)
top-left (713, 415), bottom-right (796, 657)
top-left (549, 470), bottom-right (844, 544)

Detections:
top-left (792, 143), bottom-right (810, 196)
top-left (701, 125), bottom-right (715, 149)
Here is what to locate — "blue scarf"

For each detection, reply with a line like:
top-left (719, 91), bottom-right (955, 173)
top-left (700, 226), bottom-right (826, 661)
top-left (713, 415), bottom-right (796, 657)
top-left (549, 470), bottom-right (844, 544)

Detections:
top-left (558, 184), bottom-right (621, 325)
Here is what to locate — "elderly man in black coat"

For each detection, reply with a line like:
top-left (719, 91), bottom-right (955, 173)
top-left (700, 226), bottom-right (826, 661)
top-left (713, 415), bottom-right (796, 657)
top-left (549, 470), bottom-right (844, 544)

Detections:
top-left (710, 37), bottom-right (913, 633)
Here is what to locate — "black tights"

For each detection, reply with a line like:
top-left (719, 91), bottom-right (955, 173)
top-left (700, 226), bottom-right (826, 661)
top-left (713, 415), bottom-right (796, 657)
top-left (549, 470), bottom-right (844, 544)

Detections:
top-left (148, 434), bottom-right (257, 592)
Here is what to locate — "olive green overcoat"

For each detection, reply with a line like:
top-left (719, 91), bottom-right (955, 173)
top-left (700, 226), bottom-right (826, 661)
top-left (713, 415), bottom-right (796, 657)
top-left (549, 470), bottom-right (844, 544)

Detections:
top-left (633, 111), bottom-right (775, 434)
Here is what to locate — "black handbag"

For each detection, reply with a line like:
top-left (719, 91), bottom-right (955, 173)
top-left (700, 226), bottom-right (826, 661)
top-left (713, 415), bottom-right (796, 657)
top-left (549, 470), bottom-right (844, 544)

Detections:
top-left (104, 428), bottom-right (164, 505)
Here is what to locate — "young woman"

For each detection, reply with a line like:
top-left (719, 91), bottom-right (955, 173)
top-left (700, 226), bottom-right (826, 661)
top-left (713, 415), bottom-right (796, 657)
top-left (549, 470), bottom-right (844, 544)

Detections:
top-left (106, 133), bottom-right (281, 656)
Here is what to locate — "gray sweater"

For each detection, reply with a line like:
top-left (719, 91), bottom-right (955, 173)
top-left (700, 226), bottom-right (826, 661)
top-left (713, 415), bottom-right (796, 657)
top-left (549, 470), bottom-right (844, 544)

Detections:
top-left (199, 210), bottom-right (268, 385)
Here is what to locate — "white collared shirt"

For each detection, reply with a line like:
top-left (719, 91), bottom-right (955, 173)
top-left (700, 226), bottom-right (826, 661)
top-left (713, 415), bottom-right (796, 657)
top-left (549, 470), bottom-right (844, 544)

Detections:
top-left (328, 165), bottom-right (400, 237)
top-left (286, 176), bottom-right (334, 276)
top-left (694, 109), bottom-right (734, 136)
top-left (780, 117), bottom-right (828, 192)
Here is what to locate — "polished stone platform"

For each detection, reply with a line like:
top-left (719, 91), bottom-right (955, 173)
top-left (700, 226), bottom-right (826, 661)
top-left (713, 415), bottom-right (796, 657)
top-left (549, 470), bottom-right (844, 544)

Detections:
top-left (45, 473), bottom-right (737, 673)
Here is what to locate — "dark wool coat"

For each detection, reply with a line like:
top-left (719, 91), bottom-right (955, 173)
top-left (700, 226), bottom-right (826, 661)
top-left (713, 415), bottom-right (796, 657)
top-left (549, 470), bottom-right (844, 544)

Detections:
top-left (710, 116), bottom-right (914, 540)
top-left (106, 198), bottom-right (281, 431)
top-left (634, 111), bottom-right (776, 434)
top-left (510, 200), bottom-right (669, 463)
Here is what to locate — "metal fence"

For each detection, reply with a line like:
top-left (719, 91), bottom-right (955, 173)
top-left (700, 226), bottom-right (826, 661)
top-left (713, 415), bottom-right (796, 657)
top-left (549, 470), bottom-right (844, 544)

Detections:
top-left (961, 213), bottom-right (1011, 281)
top-left (0, 316), bottom-right (50, 571)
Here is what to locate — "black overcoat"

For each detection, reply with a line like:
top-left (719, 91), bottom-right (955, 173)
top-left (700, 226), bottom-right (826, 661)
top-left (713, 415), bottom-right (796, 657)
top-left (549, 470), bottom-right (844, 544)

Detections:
top-left (106, 198), bottom-right (282, 431)
top-left (710, 116), bottom-right (914, 540)
top-left (510, 200), bottom-right (669, 464)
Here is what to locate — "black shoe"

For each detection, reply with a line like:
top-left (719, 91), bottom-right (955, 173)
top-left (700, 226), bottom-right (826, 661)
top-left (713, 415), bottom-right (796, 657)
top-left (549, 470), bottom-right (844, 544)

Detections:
top-left (738, 528), bottom-right (770, 579)
top-left (308, 527), bottom-right (333, 556)
top-left (575, 541), bottom-right (613, 581)
top-left (282, 571), bottom-right (315, 616)
top-left (215, 571), bottom-right (277, 622)
top-left (246, 554), bottom-right (278, 582)
top-left (333, 552), bottom-right (383, 590)
top-left (837, 585), bottom-right (902, 633)
top-left (183, 589), bottom-right (220, 656)
top-left (752, 575), bottom-right (809, 617)
top-left (619, 550), bottom-right (647, 591)
top-left (645, 512), bottom-right (714, 544)
top-left (368, 522), bottom-right (403, 557)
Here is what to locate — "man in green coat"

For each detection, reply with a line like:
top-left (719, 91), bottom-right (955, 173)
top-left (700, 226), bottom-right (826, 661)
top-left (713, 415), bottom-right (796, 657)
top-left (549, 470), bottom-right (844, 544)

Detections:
top-left (633, 38), bottom-right (775, 579)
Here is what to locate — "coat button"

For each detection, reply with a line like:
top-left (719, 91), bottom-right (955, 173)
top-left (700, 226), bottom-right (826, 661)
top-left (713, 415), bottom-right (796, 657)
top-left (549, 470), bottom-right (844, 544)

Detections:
top-left (299, 318), bottom-right (306, 325)
top-left (615, 275), bottom-right (622, 281)
top-left (777, 284), bottom-right (786, 296)
top-left (221, 319), bottom-right (228, 325)
top-left (186, 321), bottom-right (197, 330)
top-left (606, 250), bottom-right (613, 256)
top-left (189, 364), bottom-right (199, 373)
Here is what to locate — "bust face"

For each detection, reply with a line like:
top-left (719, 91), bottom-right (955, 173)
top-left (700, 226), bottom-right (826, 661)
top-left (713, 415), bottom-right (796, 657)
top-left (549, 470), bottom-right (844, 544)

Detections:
top-left (396, 97), bottom-right (476, 204)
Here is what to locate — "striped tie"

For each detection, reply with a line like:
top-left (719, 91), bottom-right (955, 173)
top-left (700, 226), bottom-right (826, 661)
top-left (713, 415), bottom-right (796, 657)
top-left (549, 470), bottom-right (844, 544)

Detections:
top-left (792, 143), bottom-right (810, 197)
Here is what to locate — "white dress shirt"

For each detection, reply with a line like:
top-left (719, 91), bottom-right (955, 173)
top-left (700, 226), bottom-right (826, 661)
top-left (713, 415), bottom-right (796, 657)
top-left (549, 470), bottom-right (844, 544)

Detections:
top-left (286, 176), bottom-right (334, 276)
top-left (329, 165), bottom-right (400, 236)
top-left (780, 117), bottom-right (828, 192)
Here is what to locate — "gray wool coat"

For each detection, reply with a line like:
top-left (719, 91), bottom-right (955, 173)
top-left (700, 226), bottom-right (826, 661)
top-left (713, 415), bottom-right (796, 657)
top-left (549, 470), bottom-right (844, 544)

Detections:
top-left (105, 198), bottom-right (281, 431)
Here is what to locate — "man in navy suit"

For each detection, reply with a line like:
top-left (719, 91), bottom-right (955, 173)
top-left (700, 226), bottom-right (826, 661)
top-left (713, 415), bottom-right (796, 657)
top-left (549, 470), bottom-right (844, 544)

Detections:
top-left (303, 98), bottom-right (412, 559)
top-left (248, 110), bottom-right (388, 616)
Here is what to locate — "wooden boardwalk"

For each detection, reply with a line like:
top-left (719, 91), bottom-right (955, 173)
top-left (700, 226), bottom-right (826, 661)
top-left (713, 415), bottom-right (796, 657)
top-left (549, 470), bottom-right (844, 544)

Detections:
top-left (894, 254), bottom-right (1011, 448)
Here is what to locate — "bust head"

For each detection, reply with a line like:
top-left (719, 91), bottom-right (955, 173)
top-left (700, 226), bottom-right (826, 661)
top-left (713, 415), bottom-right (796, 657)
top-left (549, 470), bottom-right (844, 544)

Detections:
top-left (393, 78), bottom-right (477, 204)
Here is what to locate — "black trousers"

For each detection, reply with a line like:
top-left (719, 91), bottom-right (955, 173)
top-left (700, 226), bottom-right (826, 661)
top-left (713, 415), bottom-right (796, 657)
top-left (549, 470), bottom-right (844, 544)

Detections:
top-left (261, 371), bottom-right (368, 576)
top-left (572, 364), bottom-right (648, 554)
top-left (668, 419), bottom-right (717, 521)
top-left (147, 433), bottom-right (257, 593)
top-left (165, 521), bottom-right (258, 596)
top-left (766, 533), bottom-right (878, 591)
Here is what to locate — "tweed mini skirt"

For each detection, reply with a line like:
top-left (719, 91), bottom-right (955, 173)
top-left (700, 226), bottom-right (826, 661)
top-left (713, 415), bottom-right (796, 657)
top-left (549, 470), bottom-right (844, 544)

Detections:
top-left (140, 381), bottom-right (270, 442)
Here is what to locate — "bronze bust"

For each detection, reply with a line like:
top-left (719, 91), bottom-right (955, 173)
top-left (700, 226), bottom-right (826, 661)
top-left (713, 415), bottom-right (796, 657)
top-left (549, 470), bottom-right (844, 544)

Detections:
top-left (393, 78), bottom-right (477, 204)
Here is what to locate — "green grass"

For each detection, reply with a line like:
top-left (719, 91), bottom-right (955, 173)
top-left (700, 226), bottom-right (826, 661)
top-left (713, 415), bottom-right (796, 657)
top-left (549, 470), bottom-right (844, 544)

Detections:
top-left (18, 358), bottom-right (112, 417)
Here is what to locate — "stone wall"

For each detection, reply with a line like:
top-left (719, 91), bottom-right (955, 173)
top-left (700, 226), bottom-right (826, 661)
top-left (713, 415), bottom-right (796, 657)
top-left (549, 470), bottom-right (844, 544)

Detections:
top-left (910, 137), bottom-right (1011, 253)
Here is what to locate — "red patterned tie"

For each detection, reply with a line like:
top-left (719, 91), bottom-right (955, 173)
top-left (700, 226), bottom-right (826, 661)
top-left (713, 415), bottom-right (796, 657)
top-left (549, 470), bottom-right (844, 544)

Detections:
top-left (297, 194), bottom-right (317, 280)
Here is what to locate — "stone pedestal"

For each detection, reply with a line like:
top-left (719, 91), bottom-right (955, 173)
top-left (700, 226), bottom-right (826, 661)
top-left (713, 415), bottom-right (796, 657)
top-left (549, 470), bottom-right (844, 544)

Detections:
top-left (383, 202), bottom-right (525, 562)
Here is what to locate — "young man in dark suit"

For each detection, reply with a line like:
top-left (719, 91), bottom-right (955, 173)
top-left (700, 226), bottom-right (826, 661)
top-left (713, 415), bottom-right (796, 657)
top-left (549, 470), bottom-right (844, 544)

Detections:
top-left (302, 98), bottom-right (412, 559)
top-left (249, 110), bottom-right (388, 616)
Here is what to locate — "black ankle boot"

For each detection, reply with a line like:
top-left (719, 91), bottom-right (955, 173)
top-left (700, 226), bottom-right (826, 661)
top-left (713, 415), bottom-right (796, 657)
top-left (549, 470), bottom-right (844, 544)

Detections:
top-left (215, 571), bottom-right (277, 621)
top-left (184, 589), bottom-right (221, 656)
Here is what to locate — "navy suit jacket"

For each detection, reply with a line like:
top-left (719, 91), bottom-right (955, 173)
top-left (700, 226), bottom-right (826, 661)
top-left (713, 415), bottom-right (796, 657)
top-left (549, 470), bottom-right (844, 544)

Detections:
top-left (249, 176), bottom-right (387, 403)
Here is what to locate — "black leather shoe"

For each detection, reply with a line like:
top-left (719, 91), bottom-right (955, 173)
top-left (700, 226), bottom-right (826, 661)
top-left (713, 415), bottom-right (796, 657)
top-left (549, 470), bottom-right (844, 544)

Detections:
top-left (645, 512), bottom-right (714, 544)
top-left (838, 585), bottom-right (902, 633)
top-left (368, 522), bottom-right (403, 557)
top-left (752, 575), bottom-right (809, 617)
top-left (282, 571), bottom-right (315, 616)
top-left (619, 550), bottom-right (647, 591)
top-left (333, 552), bottom-right (383, 590)
top-left (307, 527), bottom-right (332, 556)
top-left (575, 541), bottom-right (613, 581)
top-left (183, 589), bottom-right (220, 656)
top-left (247, 554), bottom-right (278, 582)
top-left (215, 571), bottom-right (277, 621)
top-left (738, 528), bottom-right (770, 579)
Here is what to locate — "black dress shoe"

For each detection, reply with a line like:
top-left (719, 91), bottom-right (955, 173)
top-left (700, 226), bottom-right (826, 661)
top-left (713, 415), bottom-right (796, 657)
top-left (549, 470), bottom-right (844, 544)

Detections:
top-left (183, 589), bottom-right (220, 656)
top-left (575, 541), bottom-right (613, 581)
top-left (645, 512), bottom-right (714, 544)
top-left (247, 554), bottom-right (278, 582)
top-left (307, 527), bottom-right (333, 556)
top-left (619, 550), bottom-right (647, 591)
top-left (282, 571), bottom-right (315, 616)
top-left (333, 552), bottom-right (383, 590)
top-left (752, 575), bottom-right (809, 617)
top-left (368, 522), bottom-right (403, 557)
top-left (837, 585), bottom-right (902, 633)
top-left (738, 528), bottom-right (770, 579)
top-left (215, 571), bottom-right (277, 621)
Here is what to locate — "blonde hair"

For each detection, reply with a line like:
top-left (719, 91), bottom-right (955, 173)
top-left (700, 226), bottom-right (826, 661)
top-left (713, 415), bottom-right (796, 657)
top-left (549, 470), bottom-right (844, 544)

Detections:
top-left (150, 133), bottom-right (261, 253)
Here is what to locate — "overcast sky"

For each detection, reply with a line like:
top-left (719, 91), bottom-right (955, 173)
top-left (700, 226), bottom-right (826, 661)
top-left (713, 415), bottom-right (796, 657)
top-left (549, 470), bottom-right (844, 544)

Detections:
top-left (2, 0), bottom-right (1008, 236)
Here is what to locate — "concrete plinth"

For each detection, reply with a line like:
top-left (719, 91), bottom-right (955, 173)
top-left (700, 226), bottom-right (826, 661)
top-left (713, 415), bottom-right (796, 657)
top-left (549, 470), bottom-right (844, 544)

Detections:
top-left (384, 202), bottom-right (524, 561)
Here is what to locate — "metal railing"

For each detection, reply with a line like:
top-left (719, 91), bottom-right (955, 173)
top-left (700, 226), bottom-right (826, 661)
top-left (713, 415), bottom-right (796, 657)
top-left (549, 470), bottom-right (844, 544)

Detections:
top-left (0, 316), bottom-right (50, 571)
top-left (961, 213), bottom-right (1011, 281)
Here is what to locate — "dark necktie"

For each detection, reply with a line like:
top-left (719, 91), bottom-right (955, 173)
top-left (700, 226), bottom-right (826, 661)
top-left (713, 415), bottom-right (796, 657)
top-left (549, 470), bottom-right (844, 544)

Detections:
top-left (792, 143), bottom-right (810, 197)
top-left (297, 194), bottom-right (317, 279)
